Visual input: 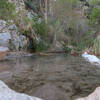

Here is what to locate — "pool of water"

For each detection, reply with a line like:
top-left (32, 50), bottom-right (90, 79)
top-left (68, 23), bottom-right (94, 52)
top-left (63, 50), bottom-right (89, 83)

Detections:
top-left (0, 54), bottom-right (100, 100)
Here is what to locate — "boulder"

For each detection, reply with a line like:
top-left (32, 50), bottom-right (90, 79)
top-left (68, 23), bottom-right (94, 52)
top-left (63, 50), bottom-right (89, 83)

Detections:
top-left (0, 33), bottom-right (11, 47)
top-left (82, 52), bottom-right (100, 65)
top-left (10, 35), bottom-right (27, 51)
top-left (0, 80), bottom-right (42, 100)
top-left (76, 87), bottom-right (100, 100)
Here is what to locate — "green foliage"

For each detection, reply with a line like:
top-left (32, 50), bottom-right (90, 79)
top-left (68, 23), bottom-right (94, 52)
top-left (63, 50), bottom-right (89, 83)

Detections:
top-left (75, 32), bottom-right (94, 51)
top-left (54, 0), bottom-right (79, 21)
top-left (54, 20), bottom-right (61, 32)
top-left (89, 0), bottom-right (100, 5)
top-left (24, 0), bottom-right (40, 14)
top-left (0, 0), bottom-right (16, 20)
top-left (35, 40), bottom-right (50, 52)
top-left (56, 0), bottom-right (79, 6)
top-left (52, 0), bottom-right (93, 51)
top-left (90, 8), bottom-right (100, 25)
top-left (32, 17), bottom-right (50, 51)
top-left (32, 17), bottom-right (49, 39)
top-left (94, 36), bottom-right (100, 55)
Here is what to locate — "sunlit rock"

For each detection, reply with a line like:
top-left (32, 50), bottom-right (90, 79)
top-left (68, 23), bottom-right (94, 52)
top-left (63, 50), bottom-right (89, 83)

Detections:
top-left (0, 80), bottom-right (42, 100)
top-left (76, 87), bottom-right (100, 100)
top-left (82, 52), bottom-right (100, 65)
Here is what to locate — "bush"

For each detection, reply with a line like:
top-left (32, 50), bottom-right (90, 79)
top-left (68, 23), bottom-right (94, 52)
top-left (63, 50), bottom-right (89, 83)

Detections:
top-left (35, 40), bottom-right (50, 52)
top-left (24, 0), bottom-right (40, 14)
top-left (0, 0), bottom-right (16, 20)
top-left (32, 16), bottom-right (51, 51)
top-left (75, 32), bottom-right (94, 51)
top-left (32, 16), bottom-right (49, 40)
top-left (53, 0), bottom-right (91, 47)
top-left (94, 36), bottom-right (100, 55)
top-left (90, 8), bottom-right (100, 25)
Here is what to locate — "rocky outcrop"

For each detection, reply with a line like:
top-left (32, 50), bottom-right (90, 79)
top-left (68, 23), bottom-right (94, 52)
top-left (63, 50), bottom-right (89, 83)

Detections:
top-left (0, 80), bottom-right (42, 100)
top-left (0, 20), bottom-right (28, 51)
top-left (76, 87), bottom-right (100, 100)
top-left (9, 24), bottom-right (28, 51)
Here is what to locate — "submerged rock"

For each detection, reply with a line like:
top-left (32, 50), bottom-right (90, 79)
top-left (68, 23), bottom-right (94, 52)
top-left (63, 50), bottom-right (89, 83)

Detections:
top-left (0, 80), bottom-right (42, 100)
top-left (76, 87), bottom-right (100, 100)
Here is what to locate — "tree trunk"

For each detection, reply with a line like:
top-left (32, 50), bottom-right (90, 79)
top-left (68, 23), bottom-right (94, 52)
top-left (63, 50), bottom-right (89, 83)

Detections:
top-left (44, 0), bottom-right (48, 23)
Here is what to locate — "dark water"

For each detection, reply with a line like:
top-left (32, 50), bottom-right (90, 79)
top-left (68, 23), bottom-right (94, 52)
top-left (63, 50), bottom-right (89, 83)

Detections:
top-left (0, 54), bottom-right (100, 100)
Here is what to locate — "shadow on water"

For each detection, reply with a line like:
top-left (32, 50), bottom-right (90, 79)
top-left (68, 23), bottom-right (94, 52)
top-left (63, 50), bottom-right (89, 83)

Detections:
top-left (0, 54), bottom-right (100, 100)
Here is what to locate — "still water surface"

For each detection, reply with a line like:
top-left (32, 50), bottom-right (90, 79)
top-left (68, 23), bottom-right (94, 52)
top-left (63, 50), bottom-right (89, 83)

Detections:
top-left (0, 54), bottom-right (100, 100)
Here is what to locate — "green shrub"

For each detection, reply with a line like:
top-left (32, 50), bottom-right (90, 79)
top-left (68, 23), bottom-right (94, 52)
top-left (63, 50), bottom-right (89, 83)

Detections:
top-left (0, 0), bottom-right (16, 20)
top-left (94, 36), bottom-right (100, 55)
top-left (75, 32), bottom-right (94, 51)
top-left (32, 17), bottom-right (50, 51)
top-left (32, 16), bottom-right (49, 40)
top-left (35, 40), bottom-right (50, 52)
top-left (24, 0), bottom-right (40, 14)
top-left (90, 8), bottom-right (100, 25)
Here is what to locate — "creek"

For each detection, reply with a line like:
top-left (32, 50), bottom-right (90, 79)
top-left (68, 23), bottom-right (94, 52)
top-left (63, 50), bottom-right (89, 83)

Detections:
top-left (0, 54), bottom-right (100, 100)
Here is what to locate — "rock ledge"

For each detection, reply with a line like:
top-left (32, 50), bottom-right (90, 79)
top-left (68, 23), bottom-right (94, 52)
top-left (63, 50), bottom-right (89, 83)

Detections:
top-left (0, 80), bottom-right (42, 100)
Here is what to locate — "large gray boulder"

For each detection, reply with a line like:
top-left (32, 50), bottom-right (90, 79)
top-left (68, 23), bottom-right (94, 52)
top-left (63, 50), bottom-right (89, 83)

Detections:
top-left (0, 33), bottom-right (11, 47)
top-left (0, 80), bottom-right (42, 100)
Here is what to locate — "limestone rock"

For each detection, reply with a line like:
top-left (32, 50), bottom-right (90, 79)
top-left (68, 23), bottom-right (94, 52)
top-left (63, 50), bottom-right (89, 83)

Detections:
top-left (0, 20), bottom-right (9, 33)
top-left (0, 80), bottom-right (42, 100)
top-left (0, 20), bottom-right (28, 51)
top-left (0, 32), bottom-right (11, 47)
top-left (76, 87), bottom-right (100, 100)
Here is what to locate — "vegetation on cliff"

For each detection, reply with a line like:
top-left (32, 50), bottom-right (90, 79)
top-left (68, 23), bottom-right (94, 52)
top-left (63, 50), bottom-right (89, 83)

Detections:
top-left (0, 0), bottom-right (100, 53)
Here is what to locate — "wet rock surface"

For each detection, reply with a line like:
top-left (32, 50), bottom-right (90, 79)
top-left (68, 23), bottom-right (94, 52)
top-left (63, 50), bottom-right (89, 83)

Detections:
top-left (0, 54), bottom-right (100, 100)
